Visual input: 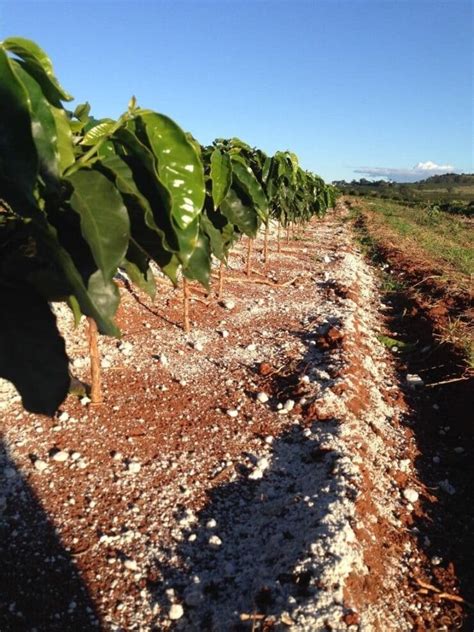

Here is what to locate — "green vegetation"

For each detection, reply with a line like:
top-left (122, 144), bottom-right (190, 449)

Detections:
top-left (361, 199), bottom-right (473, 276)
top-left (335, 174), bottom-right (474, 215)
top-left (0, 37), bottom-right (337, 414)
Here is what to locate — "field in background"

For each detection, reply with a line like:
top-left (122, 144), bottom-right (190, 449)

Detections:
top-left (347, 197), bottom-right (473, 365)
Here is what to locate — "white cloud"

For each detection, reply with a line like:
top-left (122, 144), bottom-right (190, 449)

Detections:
top-left (354, 160), bottom-right (455, 182)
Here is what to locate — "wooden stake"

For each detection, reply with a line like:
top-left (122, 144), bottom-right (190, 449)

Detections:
top-left (87, 317), bottom-right (103, 404)
top-left (263, 221), bottom-right (269, 264)
top-left (246, 237), bottom-right (253, 277)
top-left (183, 277), bottom-right (191, 333)
top-left (218, 259), bottom-right (225, 298)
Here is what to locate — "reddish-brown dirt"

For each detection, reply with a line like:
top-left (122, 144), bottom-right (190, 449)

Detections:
top-left (0, 205), bottom-right (472, 631)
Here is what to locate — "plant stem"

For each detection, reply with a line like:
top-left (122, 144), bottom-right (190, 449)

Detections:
top-left (263, 222), bottom-right (269, 264)
top-left (246, 238), bottom-right (253, 277)
top-left (87, 317), bottom-right (103, 404)
top-left (183, 277), bottom-right (191, 333)
top-left (218, 260), bottom-right (225, 298)
top-left (277, 224), bottom-right (281, 253)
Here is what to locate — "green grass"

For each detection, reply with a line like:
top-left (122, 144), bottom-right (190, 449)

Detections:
top-left (364, 200), bottom-right (474, 276)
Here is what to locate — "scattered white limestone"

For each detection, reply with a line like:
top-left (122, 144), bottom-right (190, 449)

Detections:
top-left (208, 535), bottom-right (222, 548)
top-left (256, 392), bottom-right (269, 403)
top-left (402, 488), bottom-right (419, 504)
top-left (123, 559), bottom-right (138, 571)
top-left (168, 604), bottom-right (184, 620)
top-left (51, 450), bottom-right (69, 463)
top-left (127, 462), bottom-right (141, 474)
top-left (406, 374), bottom-right (424, 388)
top-left (34, 459), bottom-right (48, 472)
top-left (226, 409), bottom-right (238, 418)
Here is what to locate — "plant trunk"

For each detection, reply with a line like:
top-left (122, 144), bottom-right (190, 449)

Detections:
top-left (87, 317), bottom-right (103, 404)
top-left (246, 237), bottom-right (253, 277)
top-left (217, 259), bottom-right (225, 298)
top-left (263, 221), bottom-right (269, 264)
top-left (286, 224), bottom-right (291, 244)
top-left (277, 224), bottom-right (281, 253)
top-left (183, 277), bottom-right (191, 333)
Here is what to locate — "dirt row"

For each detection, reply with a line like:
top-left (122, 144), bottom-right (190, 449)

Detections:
top-left (0, 204), bottom-right (471, 630)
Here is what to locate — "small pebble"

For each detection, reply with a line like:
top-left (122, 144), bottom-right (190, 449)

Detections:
top-left (300, 375), bottom-right (310, 384)
top-left (403, 488), bottom-right (419, 504)
top-left (58, 412), bottom-right (69, 423)
top-left (80, 397), bottom-right (91, 406)
top-left (221, 299), bottom-right (235, 310)
top-left (226, 409), bottom-right (238, 418)
top-left (52, 450), bottom-right (69, 463)
top-left (123, 559), bottom-right (138, 571)
top-left (406, 374), bottom-right (424, 387)
top-left (218, 330), bottom-right (229, 338)
top-left (192, 341), bottom-right (204, 352)
top-left (284, 399), bottom-right (295, 412)
top-left (34, 460), bottom-right (48, 472)
top-left (246, 343), bottom-right (257, 352)
top-left (127, 462), bottom-right (141, 474)
top-left (206, 519), bottom-right (217, 529)
top-left (158, 353), bottom-right (169, 366)
top-left (256, 392), bottom-right (269, 403)
top-left (169, 604), bottom-right (184, 621)
top-left (208, 535), bottom-right (222, 548)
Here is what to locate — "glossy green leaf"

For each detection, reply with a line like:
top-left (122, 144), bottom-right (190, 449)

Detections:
top-left (230, 156), bottom-right (268, 221)
top-left (182, 229), bottom-right (211, 288)
top-left (50, 106), bottom-right (75, 174)
top-left (81, 120), bottom-right (115, 146)
top-left (67, 169), bottom-right (130, 281)
top-left (0, 47), bottom-right (38, 203)
top-left (200, 208), bottom-right (235, 262)
top-left (210, 149), bottom-right (232, 209)
top-left (220, 185), bottom-right (259, 238)
top-left (38, 219), bottom-right (120, 336)
top-left (122, 241), bottom-right (156, 300)
top-left (2, 36), bottom-right (73, 105)
top-left (140, 112), bottom-right (205, 230)
top-left (13, 63), bottom-right (60, 181)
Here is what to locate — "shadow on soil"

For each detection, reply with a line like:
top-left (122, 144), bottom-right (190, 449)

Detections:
top-left (0, 438), bottom-right (101, 631)
top-left (148, 420), bottom-right (354, 631)
top-left (381, 288), bottom-right (474, 630)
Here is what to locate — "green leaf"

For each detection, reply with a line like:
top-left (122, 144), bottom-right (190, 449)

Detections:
top-left (122, 243), bottom-right (156, 299)
top-left (200, 207), bottom-right (235, 261)
top-left (220, 185), bottom-right (259, 238)
top-left (67, 294), bottom-right (83, 327)
top-left (87, 269), bottom-right (120, 320)
top-left (50, 106), bottom-right (75, 174)
top-left (182, 230), bottom-right (211, 288)
top-left (0, 47), bottom-right (38, 204)
top-left (0, 284), bottom-right (69, 415)
top-left (140, 112), bottom-right (205, 230)
top-left (81, 120), bottom-right (115, 146)
top-left (12, 63), bottom-right (60, 181)
top-left (210, 148), bottom-right (232, 209)
top-left (230, 155), bottom-right (268, 221)
top-left (2, 36), bottom-right (73, 105)
top-left (38, 219), bottom-right (121, 336)
top-left (67, 169), bottom-right (130, 281)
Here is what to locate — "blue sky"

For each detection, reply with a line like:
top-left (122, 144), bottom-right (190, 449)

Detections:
top-left (1, 0), bottom-right (472, 182)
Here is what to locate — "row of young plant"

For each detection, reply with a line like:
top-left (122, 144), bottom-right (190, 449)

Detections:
top-left (0, 37), bottom-right (337, 414)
